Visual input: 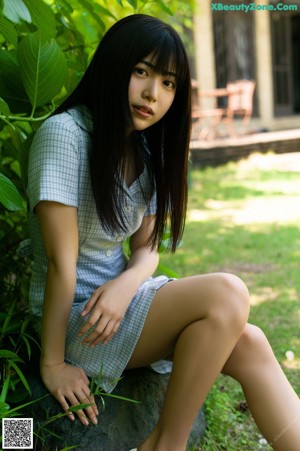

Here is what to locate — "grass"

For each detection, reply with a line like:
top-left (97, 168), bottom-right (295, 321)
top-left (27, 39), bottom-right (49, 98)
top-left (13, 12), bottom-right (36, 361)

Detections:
top-left (159, 151), bottom-right (300, 450)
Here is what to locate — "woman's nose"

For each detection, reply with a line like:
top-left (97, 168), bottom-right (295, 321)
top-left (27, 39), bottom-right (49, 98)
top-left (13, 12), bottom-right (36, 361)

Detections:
top-left (142, 78), bottom-right (158, 102)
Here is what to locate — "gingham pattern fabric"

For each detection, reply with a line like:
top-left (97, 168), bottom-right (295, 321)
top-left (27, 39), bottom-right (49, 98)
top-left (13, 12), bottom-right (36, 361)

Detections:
top-left (27, 105), bottom-right (172, 393)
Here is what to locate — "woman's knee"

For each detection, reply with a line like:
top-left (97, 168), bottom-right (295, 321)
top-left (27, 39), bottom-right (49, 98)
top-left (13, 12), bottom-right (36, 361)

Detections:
top-left (238, 324), bottom-right (273, 359)
top-left (207, 273), bottom-right (250, 331)
top-left (223, 324), bottom-right (275, 378)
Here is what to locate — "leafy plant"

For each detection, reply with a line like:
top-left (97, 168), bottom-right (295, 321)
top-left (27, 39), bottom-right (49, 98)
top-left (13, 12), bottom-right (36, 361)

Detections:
top-left (0, 302), bottom-right (40, 411)
top-left (0, 1), bottom-right (194, 448)
top-left (0, 0), bottom-right (194, 209)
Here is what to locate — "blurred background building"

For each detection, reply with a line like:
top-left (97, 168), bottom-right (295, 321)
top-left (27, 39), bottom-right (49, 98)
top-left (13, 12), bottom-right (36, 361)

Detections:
top-left (193, 0), bottom-right (300, 132)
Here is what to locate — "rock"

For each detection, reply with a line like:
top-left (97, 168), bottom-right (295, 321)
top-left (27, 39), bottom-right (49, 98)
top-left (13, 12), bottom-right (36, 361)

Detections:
top-left (23, 367), bottom-right (206, 451)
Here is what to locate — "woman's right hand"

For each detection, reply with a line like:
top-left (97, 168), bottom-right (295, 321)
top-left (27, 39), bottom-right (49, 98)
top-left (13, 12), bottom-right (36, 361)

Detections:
top-left (40, 362), bottom-right (99, 426)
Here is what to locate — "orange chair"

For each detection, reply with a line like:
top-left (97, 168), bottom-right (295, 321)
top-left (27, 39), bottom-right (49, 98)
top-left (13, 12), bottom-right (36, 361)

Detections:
top-left (191, 81), bottom-right (227, 141)
top-left (225, 80), bottom-right (256, 136)
top-left (191, 79), bottom-right (256, 140)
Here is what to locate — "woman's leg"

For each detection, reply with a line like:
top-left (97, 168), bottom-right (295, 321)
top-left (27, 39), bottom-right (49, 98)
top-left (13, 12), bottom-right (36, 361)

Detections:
top-left (126, 273), bottom-right (250, 451)
top-left (222, 324), bottom-right (300, 451)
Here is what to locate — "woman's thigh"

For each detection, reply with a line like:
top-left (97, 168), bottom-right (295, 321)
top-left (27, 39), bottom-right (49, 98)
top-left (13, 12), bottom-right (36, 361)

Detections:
top-left (126, 272), bottom-right (249, 369)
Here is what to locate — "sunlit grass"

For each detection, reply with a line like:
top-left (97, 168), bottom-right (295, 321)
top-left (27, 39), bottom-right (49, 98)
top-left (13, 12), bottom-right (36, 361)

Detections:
top-left (159, 152), bottom-right (300, 450)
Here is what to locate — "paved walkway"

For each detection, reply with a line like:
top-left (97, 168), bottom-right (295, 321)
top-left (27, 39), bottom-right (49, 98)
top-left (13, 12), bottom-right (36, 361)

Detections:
top-left (190, 128), bottom-right (300, 166)
top-left (190, 127), bottom-right (300, 150)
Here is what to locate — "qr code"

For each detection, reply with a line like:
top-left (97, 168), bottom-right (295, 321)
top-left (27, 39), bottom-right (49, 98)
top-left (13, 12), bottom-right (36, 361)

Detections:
top-left (2, 418), bottom-right (33, 449)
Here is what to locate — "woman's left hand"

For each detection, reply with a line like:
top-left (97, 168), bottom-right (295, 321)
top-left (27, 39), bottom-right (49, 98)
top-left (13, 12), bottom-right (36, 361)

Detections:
top-left (78, 272), bottom-right (138, 347)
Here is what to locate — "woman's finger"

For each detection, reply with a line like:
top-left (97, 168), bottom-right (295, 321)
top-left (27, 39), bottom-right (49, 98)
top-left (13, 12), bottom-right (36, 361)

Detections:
top-left (103, 321), bottom-right (120, 345)
top-left (94, 320), bottom-right (119, 346)
top-left (83, 317), bottom-right (112, 346)
top-left (78, 308), bottom-right (103, 336)
top-left (81, 288), bottom-right (103, 316)
top-left (83, 398), bottom-right (99, 424)
top-left (57, 394), bottom-right (75, 421)
top-left (81, 380), bottom-right (98, 414)
top-left (82, 314), bottom-right (109, 344)
top-left (78, 389), bottom-right (98, 425)
top-left (67, 393), bottom-right (89, 426)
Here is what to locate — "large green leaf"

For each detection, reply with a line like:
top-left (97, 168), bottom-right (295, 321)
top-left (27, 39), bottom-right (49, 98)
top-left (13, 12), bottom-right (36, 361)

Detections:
top-left (0, 172), bottom-right (24, 211)
top-left (55, 0), bottom-right (74, 14)
top-left (0, 17), bottom-right (18, 47)
top-left (0, 48), bottom-right (19, 73)
top-left (0, 97), bottom-right (10, 117)
top-left (155, 0), bottom-right (174, 15)
top-left (23, 0), bottom-right (56, 41)
top-left (127, 0), bottom-right (138, 9)
top-left (0, 49), bottom-right (30, 112)
top-left (17, 32), bottom-right (67, 108)
top-left (3, 0), bottom-right (31, 24)
top-left (77, 0), bottom-right (106, 33)
top-left (93, 3), bottom-right (118, 21)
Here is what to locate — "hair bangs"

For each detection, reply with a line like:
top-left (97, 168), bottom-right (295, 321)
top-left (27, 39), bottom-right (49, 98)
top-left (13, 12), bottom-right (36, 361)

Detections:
top-left (137, 30), bottom-right (188, 90)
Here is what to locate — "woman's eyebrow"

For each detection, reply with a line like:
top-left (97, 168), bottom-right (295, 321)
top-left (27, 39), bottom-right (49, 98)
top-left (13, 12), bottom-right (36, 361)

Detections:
top-left (140, 60), bottom-right (177, 78)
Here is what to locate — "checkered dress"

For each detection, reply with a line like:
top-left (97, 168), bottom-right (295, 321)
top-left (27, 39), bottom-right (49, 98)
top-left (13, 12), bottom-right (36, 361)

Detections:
top-left (27, 105), bottom-right (172, 393)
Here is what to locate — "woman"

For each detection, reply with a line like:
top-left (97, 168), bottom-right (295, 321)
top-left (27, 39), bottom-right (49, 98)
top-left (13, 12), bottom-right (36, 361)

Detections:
top-left (27, 14), bottom-right (300, 451)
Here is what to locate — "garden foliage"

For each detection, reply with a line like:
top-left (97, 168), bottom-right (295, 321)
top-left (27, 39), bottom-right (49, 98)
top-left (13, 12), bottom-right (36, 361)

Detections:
top-left (0, 0), bottom-right (193, 446)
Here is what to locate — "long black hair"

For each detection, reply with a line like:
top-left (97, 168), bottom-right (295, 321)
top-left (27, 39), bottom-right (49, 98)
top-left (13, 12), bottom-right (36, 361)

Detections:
top-left (56, 14), bottom-right (191, 252)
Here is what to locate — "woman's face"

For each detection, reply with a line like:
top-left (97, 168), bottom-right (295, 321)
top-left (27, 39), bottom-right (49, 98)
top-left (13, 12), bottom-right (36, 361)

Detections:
top-left (128, 56), bottom-right (177, 131)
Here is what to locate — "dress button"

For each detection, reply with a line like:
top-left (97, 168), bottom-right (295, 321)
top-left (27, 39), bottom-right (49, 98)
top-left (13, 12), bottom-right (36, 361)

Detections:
top-left (116, 236), bottom-right (123, 242)
top-left (106, 250), bottom-right (113, 257)
top-left (125, 206), bottom-right (131, 213)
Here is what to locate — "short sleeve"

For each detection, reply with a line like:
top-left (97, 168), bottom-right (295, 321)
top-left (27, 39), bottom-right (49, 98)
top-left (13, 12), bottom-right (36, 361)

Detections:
top-left (27, 115), bottom-right (80, 212)
top-left (144, 190), bottom-right (157, 216)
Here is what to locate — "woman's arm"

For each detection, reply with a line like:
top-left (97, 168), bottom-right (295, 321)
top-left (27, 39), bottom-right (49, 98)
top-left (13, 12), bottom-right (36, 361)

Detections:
top-left (36, 201), bottom-right (98, 425)
top-left (37, 201), bottom-right (78, 367)
top-left (126, 214), bottom-right (159, 283)
top-left (78, 215), bottom-right (159, 346)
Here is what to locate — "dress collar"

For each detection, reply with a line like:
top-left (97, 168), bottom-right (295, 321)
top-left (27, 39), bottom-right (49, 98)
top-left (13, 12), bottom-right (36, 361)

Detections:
top-left (67, 105), bottom-right (93, 133)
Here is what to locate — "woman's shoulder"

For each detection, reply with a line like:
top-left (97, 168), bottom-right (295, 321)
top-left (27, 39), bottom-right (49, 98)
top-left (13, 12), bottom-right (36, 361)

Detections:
top-left (39, 104), bottom-right (92, 136)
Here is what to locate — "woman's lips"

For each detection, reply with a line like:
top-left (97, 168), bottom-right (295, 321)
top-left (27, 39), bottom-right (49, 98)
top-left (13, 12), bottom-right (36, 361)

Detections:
top-left (133, 105), bottom-right (154, 117)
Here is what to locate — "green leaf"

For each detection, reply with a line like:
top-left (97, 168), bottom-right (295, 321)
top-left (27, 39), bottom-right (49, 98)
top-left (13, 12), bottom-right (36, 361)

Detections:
top-left (3, 394), bottom-right (49, 416)
top-left (0, 49), bottom-right (19, 73)
top-left (157, 263), bottom-right (179, 278)
top-left (17, 132), bottom-right (33, 190)
top-left (18, 32), bottom-right (67, 108)
top-left (155, 0), bottom-right (174, 15)
top-left (20, 316), bottom-right (30, 334)
top-left (8, 360), bottom-right (31, 393)
top-left (20, 335), bottom-right (31, 359)
top-left (0, 17), bottom-right (18, 47)
top-left (78, 0), bottom-right (106, 32)
top-left (0, 97), bottom-right (10, 117)
top-left (93, 4), bottom-right (118, 21)
top-left (23, 332), bottom-right (41, 351)
top-left (0, 49), bottom-right (30, 112)
top-left (0, 402), bottom-right (10, 413)
top-left (102, 392), bottom-right (141, 404)
top-left (3, 0), bottom-right (31, 24)
top-left (68, 403), bottom-right (92, 412)
top-left (58, 447), bottom-right (78, 451)
top-left (56, 0), bottom-right (74, 14)
top-left (0, 375), bottom-right (11, 403)
top-left (127, 0), bottom-right (138, 9)
top-left (23, 0), bottom-right (56, 41)
top-left (1, 302), bottom-right (14, 336)
top-left (0, 350), bottom-right (19, 359)
top-left (0, 172), bottom-right (24, 211)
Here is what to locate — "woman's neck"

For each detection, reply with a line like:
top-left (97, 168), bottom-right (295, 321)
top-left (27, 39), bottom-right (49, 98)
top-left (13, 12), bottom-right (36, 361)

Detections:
top-left (122, 140), bottom-right (143, 188)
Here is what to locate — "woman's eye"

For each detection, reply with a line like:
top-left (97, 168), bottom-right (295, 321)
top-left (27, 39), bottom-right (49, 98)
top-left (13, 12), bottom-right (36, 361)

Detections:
top-left (134, 67), bottom-right (147, 76)
top-left (164, 80), bottom-right (176, 89)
